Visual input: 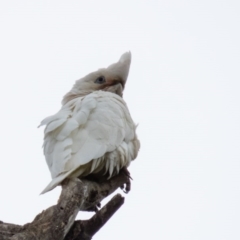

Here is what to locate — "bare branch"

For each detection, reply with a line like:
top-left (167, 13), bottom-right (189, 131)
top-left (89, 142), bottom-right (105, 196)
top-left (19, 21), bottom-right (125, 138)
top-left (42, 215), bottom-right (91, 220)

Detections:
top-left (0, 171), bottom-right (129, 240)
top-left (0, 222), bottom-right (23, 240)
top-left (66, 194), bottom-right (124, 240)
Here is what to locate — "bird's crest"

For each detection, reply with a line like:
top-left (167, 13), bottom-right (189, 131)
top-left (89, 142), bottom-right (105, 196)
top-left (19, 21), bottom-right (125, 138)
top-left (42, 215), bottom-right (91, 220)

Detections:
top-left (107, 51), bottom-right (131, 84)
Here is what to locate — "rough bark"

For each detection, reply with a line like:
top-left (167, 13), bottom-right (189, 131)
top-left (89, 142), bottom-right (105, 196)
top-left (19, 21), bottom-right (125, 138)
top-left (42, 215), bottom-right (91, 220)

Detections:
top-left (0, 171), bottom-right (129, 240)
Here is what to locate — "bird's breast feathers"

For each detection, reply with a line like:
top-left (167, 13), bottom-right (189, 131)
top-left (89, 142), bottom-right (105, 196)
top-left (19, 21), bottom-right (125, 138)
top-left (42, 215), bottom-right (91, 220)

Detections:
top-left (40, 91), bottom-right (139, 193)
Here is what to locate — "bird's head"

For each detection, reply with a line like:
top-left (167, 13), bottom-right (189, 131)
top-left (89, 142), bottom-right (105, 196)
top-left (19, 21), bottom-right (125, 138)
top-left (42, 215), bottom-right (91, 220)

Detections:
top-left (62, 52), bottom-right (131, 105)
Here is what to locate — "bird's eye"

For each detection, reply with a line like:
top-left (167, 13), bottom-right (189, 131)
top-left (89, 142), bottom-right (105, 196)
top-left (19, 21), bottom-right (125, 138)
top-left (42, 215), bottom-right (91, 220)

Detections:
top-left (94, 76), bottom-right (106, 84)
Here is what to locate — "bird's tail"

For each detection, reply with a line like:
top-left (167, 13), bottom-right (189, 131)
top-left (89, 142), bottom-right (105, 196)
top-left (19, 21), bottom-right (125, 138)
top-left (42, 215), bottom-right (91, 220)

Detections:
top-left (40, 171), bottom-right (72, 194)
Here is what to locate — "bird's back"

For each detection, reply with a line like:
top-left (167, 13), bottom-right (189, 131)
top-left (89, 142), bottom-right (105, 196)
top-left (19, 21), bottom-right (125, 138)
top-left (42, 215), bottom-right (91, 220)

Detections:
top-left (40, 91), bottom-right (139, 194)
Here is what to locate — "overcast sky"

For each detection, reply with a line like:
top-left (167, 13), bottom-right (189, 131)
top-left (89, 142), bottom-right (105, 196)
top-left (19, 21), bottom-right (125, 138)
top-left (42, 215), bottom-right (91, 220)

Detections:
top-left (0, 1), bottom-right (240, 239)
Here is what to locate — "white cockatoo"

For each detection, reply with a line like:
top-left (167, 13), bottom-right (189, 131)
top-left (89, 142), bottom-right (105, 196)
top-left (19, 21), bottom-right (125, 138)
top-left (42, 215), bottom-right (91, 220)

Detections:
top-left (39, 52), bottom-right (140, 194)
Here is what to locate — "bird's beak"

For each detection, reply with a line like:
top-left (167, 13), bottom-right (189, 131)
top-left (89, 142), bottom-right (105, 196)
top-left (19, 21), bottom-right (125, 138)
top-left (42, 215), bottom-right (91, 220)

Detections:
top-left (107, 52), bottom-right (132, 86)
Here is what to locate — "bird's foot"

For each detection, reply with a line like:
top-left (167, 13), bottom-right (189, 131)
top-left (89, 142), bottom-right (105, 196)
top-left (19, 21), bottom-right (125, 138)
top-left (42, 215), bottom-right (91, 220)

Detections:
top-left (120, 167), bottom-right (132, 194)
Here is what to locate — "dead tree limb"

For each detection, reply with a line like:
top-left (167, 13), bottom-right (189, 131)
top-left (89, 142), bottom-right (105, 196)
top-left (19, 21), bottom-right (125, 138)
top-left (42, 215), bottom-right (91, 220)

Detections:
top-left (0, 171), bottom-right (129, 240)
top-left (65, 194), bottom-right (124, 240)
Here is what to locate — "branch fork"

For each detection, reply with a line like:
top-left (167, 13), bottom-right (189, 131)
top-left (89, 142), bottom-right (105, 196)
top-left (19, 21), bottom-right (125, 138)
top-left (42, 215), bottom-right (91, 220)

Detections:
top-left (0, 171), bottom-right (129, 240)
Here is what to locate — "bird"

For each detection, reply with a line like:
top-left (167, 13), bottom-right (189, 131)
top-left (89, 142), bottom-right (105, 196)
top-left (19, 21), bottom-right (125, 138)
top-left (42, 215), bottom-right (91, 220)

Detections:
top-left (39, 52), bottom-right (140, 194)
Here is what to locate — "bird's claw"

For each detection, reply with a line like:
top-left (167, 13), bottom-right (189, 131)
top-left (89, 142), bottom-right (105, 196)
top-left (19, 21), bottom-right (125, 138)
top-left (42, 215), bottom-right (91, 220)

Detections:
top-left (120, 167), bottom-right (132, 193)
top-left (120, 178), bottom-right (131, 193)
top-left (86, 202), bottom-right (101, 212)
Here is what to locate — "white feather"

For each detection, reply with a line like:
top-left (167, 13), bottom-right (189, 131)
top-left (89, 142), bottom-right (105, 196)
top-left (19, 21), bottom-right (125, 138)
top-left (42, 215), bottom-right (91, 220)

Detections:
top-left (40, 91), bottom-right (139, 194)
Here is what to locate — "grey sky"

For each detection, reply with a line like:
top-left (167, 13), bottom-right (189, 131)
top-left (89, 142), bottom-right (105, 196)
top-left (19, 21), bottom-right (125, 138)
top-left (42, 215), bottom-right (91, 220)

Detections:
top-left (0, 1), bottom-right (240, 239)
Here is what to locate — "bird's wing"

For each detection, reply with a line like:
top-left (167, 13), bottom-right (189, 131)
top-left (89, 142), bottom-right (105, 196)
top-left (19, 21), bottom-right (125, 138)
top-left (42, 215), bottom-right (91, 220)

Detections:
top-left (40, 91), bottom-right (135, 194)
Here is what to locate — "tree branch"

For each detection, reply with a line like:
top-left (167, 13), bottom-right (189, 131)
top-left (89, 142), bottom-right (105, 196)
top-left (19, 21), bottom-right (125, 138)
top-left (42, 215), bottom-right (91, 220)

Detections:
top-left (0, 171), bottom-right (129, 240)
top-left (65, 194), bottom-right (124, 240)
